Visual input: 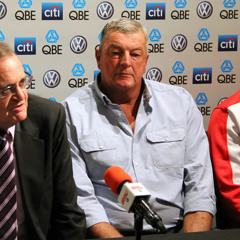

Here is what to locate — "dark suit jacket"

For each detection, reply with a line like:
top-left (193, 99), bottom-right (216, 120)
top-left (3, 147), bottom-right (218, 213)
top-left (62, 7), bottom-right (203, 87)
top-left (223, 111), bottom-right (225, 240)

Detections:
top-left (14, 94), bottom-right (86, 240)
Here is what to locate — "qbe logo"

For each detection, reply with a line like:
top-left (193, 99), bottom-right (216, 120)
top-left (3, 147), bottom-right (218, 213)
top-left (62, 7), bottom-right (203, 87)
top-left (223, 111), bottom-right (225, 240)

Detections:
top-left (223, 0), bottom-right (236, 8)
top-left (218, 35), bottom-right (238, 51)
top-left (72, 0), bottom-right (86, 8)
top-left (14, 37), bottom-right (36, 55)
top-left (18, 0), bottom-right (32, 8)
top-left (193, 68), bottom-right (212, 84)
top-left (125, 0), bottom-right (137, 9)
top-left (43, 70), bottom-right (61, 88)
top-left (42, 3), bottom-right (63, 20)
top-left (97, 2), bottom-right (114, 20)
top-left (0, 1), bottom-right (7, 19)
top-left (146, 3), bottom-right (165, 20)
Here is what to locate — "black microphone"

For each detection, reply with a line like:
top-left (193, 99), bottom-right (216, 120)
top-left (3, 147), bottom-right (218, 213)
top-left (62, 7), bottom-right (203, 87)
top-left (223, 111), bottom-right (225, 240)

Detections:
top-left (104, 166), bottom-right (167, 233)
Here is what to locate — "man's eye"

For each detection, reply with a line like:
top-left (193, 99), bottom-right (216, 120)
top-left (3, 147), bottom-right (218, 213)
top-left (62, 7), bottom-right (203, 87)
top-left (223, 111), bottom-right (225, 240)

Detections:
top-left (1, 88), bottom-right (11, 95)
top-left (19, 79), bottom-right (26, 87)
top-left (112, 51), bottom-right (120, 56)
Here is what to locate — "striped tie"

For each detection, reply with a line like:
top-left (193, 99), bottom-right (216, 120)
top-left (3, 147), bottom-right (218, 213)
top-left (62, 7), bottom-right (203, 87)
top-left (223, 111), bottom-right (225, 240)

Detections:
top-left (0, 131), bottom-right (17, 240)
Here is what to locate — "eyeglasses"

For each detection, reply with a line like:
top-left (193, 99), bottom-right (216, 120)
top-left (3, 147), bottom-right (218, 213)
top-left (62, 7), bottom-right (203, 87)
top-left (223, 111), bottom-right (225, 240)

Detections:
top-left (0, 71), bottom-right (33, 99)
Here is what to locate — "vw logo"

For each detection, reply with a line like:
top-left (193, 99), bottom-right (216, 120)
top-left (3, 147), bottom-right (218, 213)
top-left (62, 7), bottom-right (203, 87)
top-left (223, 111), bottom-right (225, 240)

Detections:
top-left (97, 1), bottom-right (114, 20)
top-left (43, 70), bottom-right (61, 88)
top-left (218, 97), bottom-right (227, 105)
top-left (146, 68), bottom-right (162, 82)
top-left (70, 36), bottom-right (87, 54)
top-left (197, 1), bottom-right (213, 19)
top-left (171, 34), bottom-right (187, 52)
top-left (0, 1), bottom-right (7, 19)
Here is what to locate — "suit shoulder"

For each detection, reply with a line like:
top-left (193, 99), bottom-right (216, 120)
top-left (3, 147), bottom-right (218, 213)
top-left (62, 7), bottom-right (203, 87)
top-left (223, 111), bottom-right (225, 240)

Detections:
top-left (28, 94), bottom-right (62, 111)
top-left (27, 94), bottom-right (64, 123)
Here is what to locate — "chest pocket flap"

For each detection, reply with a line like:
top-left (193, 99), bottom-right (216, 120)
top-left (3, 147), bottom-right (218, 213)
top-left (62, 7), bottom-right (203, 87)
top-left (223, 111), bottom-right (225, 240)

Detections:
top-left (147, 127), bottom-right (185, 143)
top-left (80, 137), bottom-right (118, 153)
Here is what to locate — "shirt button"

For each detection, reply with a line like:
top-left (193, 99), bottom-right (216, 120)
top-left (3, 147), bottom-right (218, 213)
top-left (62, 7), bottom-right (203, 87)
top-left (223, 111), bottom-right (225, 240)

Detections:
top-left (165, 137), bottom-right (169, 141)
top-left (136, 162), bottom-right (139, 166)
top-left (99, 146), bottom-right (104, 149)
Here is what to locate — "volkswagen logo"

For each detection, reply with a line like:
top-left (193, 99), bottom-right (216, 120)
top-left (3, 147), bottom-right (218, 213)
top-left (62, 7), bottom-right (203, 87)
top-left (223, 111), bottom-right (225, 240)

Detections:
top-left (97, 1), bottom-right (114, 20)
top-left (146, 68), bottom-right (162, 82)
top-left (171, 34), bottom-right (187, 52)
top-left (43, 70), bottom-right (61, 88)
top-left (197, 1), bottom-right (213, 19)
top-left (70, 36), bottom-right (87, 54)
top-left (0, 1), bottom-right (7, 19)
top-left (218, 97), bottom-right (227, 105)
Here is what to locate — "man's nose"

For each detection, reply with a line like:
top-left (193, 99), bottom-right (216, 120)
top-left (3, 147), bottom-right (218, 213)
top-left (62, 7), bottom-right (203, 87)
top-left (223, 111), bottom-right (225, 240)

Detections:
top-left (120, 52), bottom-right (131, 67)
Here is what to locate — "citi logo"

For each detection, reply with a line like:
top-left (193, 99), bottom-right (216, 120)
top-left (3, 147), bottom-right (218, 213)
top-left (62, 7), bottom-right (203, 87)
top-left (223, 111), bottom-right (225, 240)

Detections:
top-left (146, 68), bottom-right (162, 82)
top-left (97, 2), bottom-right (114, 20)
top-left (146, 3), bottom-right (165, 20)
top-left (70, 36), bottom-right (87, 54)
top-left (14, 37), bottom-right (36, 55)
top-left (125, 0), bottom-right (137, 9)
top-left (43, 70), bottom-right (61, 88)
top-left (197, 1), bottom-right (213, 19)
top-left (0, 1), bottom-right (7, 19)
top-left (193, 68), bottom-right (212, 84)
top-left (72, 0), bottom-right (86, 9)
top-left (72, 63), bottom-right (85, 76)
top-left (42, 3), bottom-right (63, 20)
top-left (171, 34), bottom-right (187, 52)
top-left (223, 0), bottom-right (236, 8)
top-left (218, 35), bottom-right (238, 51)
top-left (94, 70), bottom-right (100, 81)
top-left (18, 0), bottom-right (32, 8)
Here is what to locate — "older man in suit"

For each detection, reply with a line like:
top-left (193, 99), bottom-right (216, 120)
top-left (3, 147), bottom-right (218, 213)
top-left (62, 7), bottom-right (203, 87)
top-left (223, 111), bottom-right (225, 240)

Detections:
top-left (0, 41), bottom-right (86, 239)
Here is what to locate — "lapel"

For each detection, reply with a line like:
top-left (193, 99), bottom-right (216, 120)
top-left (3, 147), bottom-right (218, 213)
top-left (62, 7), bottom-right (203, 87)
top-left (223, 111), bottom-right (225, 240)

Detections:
top-left (14, 117), bottom-right (45, 220)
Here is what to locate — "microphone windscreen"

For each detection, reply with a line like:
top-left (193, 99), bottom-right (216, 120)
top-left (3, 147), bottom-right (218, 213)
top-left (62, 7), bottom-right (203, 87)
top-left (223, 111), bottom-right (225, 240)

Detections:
top-left (104, 166), bottom-right (133, 195)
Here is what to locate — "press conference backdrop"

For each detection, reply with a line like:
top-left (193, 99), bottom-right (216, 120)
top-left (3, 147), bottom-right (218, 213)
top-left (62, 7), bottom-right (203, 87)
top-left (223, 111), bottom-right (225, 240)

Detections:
top-left (0, 0), bottom-right (239, 129)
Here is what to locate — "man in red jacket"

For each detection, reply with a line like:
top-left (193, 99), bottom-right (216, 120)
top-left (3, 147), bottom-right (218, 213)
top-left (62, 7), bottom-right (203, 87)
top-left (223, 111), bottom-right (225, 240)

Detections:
top-left (208, 90), bottom-right (240, 229)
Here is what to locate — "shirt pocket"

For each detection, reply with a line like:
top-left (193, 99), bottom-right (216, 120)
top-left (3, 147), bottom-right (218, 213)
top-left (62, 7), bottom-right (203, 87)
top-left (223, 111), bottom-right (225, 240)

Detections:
top-left (146, 127), bottom-right (185, 179)
top-left (79, 136), bottom-right (119, 167)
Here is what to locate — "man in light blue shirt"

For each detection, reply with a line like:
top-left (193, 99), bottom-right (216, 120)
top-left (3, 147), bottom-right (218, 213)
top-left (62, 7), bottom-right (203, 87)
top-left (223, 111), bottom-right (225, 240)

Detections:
top-left (62, 18), bottom-right (216, 238)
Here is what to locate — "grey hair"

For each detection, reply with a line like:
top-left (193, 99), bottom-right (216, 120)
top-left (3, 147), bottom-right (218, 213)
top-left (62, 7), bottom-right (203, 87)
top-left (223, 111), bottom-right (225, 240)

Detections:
top-left (99, 18), bottom-right (148, 52)
top-left (0, 42), bottom-right (15, 59)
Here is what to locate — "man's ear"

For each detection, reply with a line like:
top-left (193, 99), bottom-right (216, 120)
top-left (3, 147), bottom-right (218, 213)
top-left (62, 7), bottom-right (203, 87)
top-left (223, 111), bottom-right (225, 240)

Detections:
top-left (95, 48), bottom-right (101, 70)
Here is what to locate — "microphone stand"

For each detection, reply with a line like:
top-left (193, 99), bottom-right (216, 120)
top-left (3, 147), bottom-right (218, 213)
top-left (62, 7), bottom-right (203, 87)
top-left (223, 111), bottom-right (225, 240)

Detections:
top-left (133, 198), bottom-right (167, 240)
top-left (134, 212), bottom-right (143, 240)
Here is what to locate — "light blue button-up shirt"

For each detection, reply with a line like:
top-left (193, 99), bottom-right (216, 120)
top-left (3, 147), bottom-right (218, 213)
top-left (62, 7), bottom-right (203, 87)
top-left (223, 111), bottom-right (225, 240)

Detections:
top-left (62, 77), bottom-right (216, 232)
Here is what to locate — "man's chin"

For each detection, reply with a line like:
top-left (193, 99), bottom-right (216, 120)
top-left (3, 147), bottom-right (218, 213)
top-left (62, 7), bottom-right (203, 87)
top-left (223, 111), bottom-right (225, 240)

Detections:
top-left (12, 112), bottom-right (27, 124)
